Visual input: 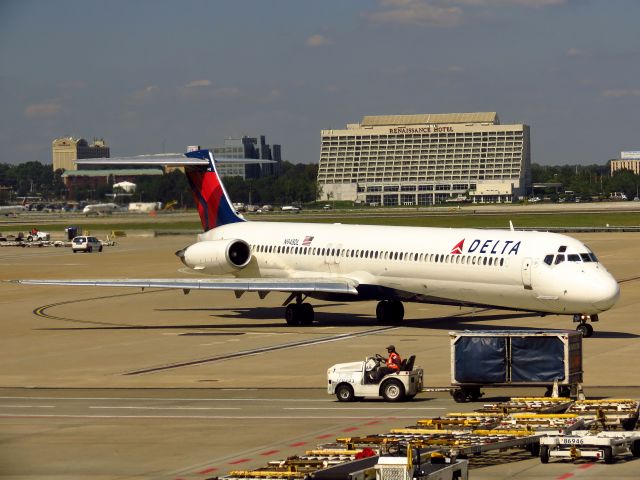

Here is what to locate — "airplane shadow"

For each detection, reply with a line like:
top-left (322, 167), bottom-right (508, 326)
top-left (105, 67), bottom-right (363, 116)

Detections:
top-left (37, 305), bottom-right (638, 338)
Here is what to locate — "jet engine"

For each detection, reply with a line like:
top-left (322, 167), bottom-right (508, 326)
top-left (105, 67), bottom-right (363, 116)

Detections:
top-left (176, 239), bottom-right (251, 274)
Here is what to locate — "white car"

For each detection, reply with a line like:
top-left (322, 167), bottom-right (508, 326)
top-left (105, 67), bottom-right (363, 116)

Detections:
top-left (71, 236), bottom-right (103, 253)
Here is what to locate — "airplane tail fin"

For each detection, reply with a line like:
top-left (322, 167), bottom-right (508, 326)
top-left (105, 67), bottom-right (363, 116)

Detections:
top-left (74, 149), bottom-right (247, 232)
top-left (184, 149), bottom-right (245, 231)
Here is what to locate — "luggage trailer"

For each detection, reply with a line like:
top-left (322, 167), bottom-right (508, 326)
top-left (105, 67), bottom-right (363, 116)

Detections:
top-left (222, 448), bottom-right (469, 480)
top-left (474, 397), bottom-right (574, 415)
top-left (333, 429), bottom-right (544, 460)
top-left (539, 430), bottom-right (640, 464)
top-left (566, 399), bottom-right (640, 431)
top-left (449, 330), bottom-right (584, 403)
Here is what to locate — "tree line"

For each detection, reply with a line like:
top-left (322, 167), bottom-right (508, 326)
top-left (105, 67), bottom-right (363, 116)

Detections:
top-left (1, 160), bottom-right (639, 206)
top-left (0, 161), bottom-right (321, 207)
top-left (531, 163), bottom-right (640, 201)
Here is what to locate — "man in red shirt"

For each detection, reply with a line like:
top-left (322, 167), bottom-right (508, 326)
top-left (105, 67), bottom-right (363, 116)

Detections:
top-left (374, 345), bottom-right (402, 381)
top-left (385, 345), bottom-right (401, 372)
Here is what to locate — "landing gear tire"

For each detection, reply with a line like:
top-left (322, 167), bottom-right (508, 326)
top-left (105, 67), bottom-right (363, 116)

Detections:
top-left (285, 304), bottom-right (300, 325)
top-left (576, 322), bottom-right (593, 337)
top-left (300, 303), bottom-right (314, 325)
top-left (285, 303), bottom-right (314, 326)
top-left (336, 384), bottom-right (355, 402)
top-left (381, 379), bottom-right (405, 402)
top-left (376, 300), bottom-right (404, 324)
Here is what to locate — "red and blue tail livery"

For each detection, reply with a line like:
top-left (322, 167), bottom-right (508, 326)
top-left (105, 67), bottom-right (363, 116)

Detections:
top-left (184, 149), bottom-right (245, 231)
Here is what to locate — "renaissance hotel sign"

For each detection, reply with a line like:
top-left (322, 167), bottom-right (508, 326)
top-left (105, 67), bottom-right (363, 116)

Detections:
top-left (388, 125), bottom-right (455, 134)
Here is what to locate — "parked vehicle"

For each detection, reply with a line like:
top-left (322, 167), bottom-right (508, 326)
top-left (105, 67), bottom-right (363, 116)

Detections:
top-left (71, 236), bottom-right (103, 253)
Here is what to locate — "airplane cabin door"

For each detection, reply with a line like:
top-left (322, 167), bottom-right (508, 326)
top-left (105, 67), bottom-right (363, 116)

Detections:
top-left (521, 257), bottom-right (532, 290)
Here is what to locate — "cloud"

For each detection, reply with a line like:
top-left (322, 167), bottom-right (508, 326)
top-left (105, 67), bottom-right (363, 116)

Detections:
top-left (368, 0), bottom-right (462, 27)
top-left (213, 87), bottom-right (240, 98)
top-left (184, 79), bottom-right (212, 88)
top-left (24, 102), bottom-right (61, 118)
top-left (58, 80), bottom-right (88, 89)
top-left (566, 47), bottom-right (585, 57)
top-left (451, 0), bottom-right (566, 6)
top-left (131, 85), bottom-right (158, 100)
top-left (306, 34), bottom-right (332, 47)
top-left (446, 64), bottom-right (465, 73)
top-left (602, 89), bottom-right (640, 98)
top-left (367, 0), bottom-right (566, 27)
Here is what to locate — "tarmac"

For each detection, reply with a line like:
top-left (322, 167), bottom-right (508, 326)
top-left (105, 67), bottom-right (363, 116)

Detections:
top-left (1, 231), bottom-right (639, 479)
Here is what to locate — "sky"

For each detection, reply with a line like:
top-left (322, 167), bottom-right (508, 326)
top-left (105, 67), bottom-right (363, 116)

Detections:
top-left (1, 0), bottom-right (639, 166)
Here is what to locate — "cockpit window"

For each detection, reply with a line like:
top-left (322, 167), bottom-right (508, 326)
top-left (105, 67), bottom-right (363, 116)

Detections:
top-left (584, 245), bottom-right (598, 263)
top-left (558, 246), bottom-right (567, 252)
top-left (554, 254), bottom-right (565, 265)
top-left (544, 254), bottom-right (553, 265)
top-left (568, 254), bottom-right (580, 262)
top-left (580, 253), bottom-right (596, 262)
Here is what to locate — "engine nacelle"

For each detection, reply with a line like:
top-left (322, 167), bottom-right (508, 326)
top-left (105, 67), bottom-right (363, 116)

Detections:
top-left (178, 239), bottom-right (251, 274)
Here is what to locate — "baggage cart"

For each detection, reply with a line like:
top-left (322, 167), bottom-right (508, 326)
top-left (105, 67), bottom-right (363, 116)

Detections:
top-left (566, 399), bottom-right (639, 431)
top-left (540, 430), bottom-right (640, 463)
top-left (449, 330), bottom-right (583, 402)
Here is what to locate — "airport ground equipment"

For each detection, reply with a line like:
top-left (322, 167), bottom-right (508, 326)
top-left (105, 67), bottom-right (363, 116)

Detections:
top-left (449, 330), bottom-right (583, 402)
top-left (327, 355), bottom-right (423, 402)
top-left (566, 399), bottom-right (639, 431)
top-left (494, 413), bottom-right (587, 434)
top-left (475, 397), bottom-right (573, 414)
top-left (373, 454), bottom-right (468, 480)
top-left (221, 449), bottom-right (468, 480)
top-left (26, 230), bottom-right (50, 242)
top-left (539, 430), bottom-right (640, 463)
top-left (334, 428), bottom-right (542, 460)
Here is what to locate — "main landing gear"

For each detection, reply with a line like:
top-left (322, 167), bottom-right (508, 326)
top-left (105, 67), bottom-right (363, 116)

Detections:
top-left (284, 294), bottom-right (314, 326)
top-left (376, 300), bottom-right (404, 324)
top-left (574, 313), bottom-right (597, 338)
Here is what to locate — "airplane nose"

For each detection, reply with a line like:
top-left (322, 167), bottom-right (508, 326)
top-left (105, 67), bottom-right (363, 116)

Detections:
top-left (592, 275), bottom-right (620, 311)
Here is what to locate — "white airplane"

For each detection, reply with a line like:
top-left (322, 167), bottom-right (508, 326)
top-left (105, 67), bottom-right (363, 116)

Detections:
top-left (0, 205), bottom-right (27, 216)
top-left (82, 203), bottom-right (120, 215)
top-left (0, 199), bottom-right (27, 216)
top-left (19, 150), bottom-right (619, 337)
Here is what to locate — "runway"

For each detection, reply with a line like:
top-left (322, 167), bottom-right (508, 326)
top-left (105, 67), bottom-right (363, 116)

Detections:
top-left (1, 233), bottom-right (639, 478)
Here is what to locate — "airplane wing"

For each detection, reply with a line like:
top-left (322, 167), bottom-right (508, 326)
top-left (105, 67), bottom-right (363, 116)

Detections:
top-left (16, 277), bottom-right (359, 295)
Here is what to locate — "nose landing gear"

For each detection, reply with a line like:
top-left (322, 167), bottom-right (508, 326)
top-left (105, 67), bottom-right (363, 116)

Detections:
top-left (574, 314), bottom-right (597, 337)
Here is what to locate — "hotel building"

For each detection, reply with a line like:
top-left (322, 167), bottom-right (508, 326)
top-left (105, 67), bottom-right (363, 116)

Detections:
top-left (317, 113), bottom-right (531, 205)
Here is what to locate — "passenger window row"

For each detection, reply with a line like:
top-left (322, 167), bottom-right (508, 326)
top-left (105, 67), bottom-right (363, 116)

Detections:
top-left (250, 244), bottom-right (506, 267)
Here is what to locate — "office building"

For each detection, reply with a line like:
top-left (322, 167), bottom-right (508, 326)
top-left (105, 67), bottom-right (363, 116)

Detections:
top-left (317, 113), bottom-right (530, 204)
top-left (213, 136), bottom-right (281, 179)
top-left (51, 137), bottom-right (110, 171)
top-left (611, 151), bottom-right (640, 175)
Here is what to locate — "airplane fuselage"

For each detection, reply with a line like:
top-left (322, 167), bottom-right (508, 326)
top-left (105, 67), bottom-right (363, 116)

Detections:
top-left (182, 221), bottom-right (620, 316)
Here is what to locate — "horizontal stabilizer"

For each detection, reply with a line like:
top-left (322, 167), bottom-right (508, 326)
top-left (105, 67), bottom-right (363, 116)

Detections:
top-left (76, 155), bottom-right (274, 167)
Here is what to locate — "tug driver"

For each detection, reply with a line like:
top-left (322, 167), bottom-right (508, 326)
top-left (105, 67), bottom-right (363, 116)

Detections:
top-left (373, 345), bottom-right (402, 381)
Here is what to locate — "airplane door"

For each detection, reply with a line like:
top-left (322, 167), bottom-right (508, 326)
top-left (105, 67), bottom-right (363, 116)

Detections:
top-left (521, 258), bottom-right (532, 290)
top-left (324, 243), bottom-right (342, 273)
